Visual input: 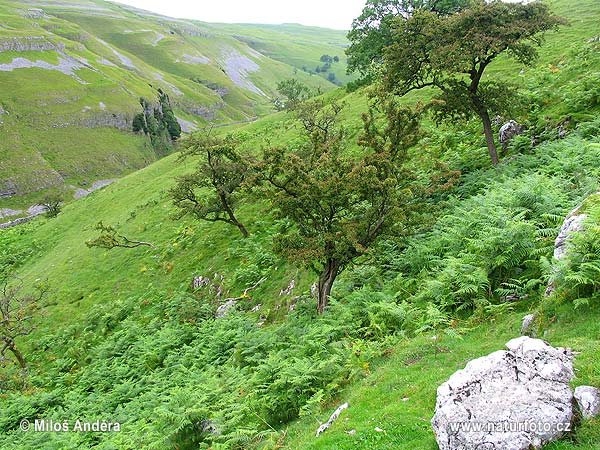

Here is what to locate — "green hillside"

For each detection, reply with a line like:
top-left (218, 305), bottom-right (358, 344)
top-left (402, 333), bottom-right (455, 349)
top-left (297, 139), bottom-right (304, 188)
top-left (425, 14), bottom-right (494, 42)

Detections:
top-left (0, 0), bottom-right (346, 214)
top-left (0, 0), bottom-right (599, 449)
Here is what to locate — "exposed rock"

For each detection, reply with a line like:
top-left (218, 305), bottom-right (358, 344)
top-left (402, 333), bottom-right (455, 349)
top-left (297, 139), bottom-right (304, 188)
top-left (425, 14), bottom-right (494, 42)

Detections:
top-left (192, 275), bottom-right (210, 289)
top-left (151, 32), bottom-right (165, 46)
top-left (220, 48), bottom-right (266, 96)
top-left (73, 179), bottom-right (118, 199)
top-left (177, 53), bottom-right (210, 65)
top-left (520, 313), bottom-right (537, 336)
top-left (97, 57), bottom-right (117, 67)
top-left (56, 112), bottom-right (133, 130)
top-left (153, 72), bottom-right (183, 96)
top-left (280, 279), bottom-right (295, 296)
top-left (215, 299), bottom-right (237, 318)
top-left (96, 38), bottom-right (136, 69)
top-left (0, 36), bottom-right (64, 53)
top-left (574, 386), bottom-right (600, 419)
top-left (432, 337), bottom-right (575, 450)
top-left (0, 216), bottom-right (36, 229)
top-left (179, 103), bottom-right (219, 121)
top-left (27, 205), bottom-right (48, 216)
top-left (0, 208), bottom-right (22, 219)
top-left (176, 116), bottom-right (197, 133)
top-left (499, 120), bottom-right (524, 149)
top-left (316, 403), bottom-right (349, 437)
top-left (0, 53), bottom-right (89, 84)
top-left (22, 8), bottom-right (47, 19)
top-left (554, 209), bottom-right (587, 261)
top-left (545, 204), bottom-right (589, 296)
top-left (0, 203), bottom-right (51, 229)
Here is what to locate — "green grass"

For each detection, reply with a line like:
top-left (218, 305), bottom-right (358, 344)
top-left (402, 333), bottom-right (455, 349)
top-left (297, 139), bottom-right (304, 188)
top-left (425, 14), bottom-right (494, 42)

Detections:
top-left (283, 303), bottom-right (600, 450)
top-left (0, 0), bottom-right (599, 448)
top-left (0, 0), bottom-right (347, 210)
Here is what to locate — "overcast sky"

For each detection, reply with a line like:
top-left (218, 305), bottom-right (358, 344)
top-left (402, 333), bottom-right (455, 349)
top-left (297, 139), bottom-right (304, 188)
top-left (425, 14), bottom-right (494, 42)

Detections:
top-left (111, 0), bottom-right (367, 30)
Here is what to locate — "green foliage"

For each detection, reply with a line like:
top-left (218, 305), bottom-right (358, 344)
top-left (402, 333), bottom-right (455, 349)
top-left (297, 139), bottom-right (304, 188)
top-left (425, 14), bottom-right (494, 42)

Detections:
top-left (392, 175), bottom-right (569, 311)
top-left (134, 91), bottom-right (181, 157)
top-left (1, 2), bottom-right (600, 448)
top-left (383, 0), bottom-right (564, 164)
top-left (86, 222), bottom-right (156, 250)
top-left (346, 0), bottom-right (469, 77)
top-left (41, 193), bottom-right (63, 219)
top-left (258, 98), bottom-right (421, 311)
top-left (171, 133), bottom-right (251, 238)
top-left (0, 224), bottom-right (44, 281)
top-left (275, 79), bottom-right (314, 111)
top-left (552, 200), bottom-right (600, 306)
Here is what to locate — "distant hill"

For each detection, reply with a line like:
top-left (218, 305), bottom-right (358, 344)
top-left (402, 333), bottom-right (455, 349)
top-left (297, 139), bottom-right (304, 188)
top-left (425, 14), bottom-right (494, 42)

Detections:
top-left (0, 0), bottom-right (351, 213)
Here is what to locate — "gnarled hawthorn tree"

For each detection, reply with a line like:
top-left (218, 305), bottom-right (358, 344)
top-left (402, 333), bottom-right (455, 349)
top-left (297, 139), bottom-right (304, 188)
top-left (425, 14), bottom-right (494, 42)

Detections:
top-left (1, 279), bottom-right (46, 382)
top-left (171, 133), bottom-right (251, 238)
top-left (346, 0), bottom-right (469, 78)
top-left (383, 0), bottom-right (563, 165)
top-left (259, 99), bottom-right (421, 313)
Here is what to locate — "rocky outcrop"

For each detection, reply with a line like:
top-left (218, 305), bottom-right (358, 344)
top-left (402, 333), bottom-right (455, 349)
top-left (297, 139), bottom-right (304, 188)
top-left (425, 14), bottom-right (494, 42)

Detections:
top-left (176, 116), bottom-right (197, 133)
top-left (76, 112), bottom-right (132, 130)
top-left (520, 313), bottom-right (536, 336)
top-left (0, 208), bottom-right (22, 219)
top-left (0, 204), bottom-right (49, 229)
top-left (574, 386), bottom-right (600, 419)
top-left (553, 210), bottom-right (588, 261)
top-left (0, 37), bottom-right (64, 53)
top-left (432, 337), bottom-right (576, 450)
top-left (49, 112), bottom-right (133, 130)
top-left (220, 48), bottom-right (266, 96)
top-left (215, 299), bottom-right (237, 318)
top-left (545, 201), bottom-right (592, 296)
top-left (499, 120), bottom-right (524, 149)
top-left (73, 179), bottom-right (118, 199)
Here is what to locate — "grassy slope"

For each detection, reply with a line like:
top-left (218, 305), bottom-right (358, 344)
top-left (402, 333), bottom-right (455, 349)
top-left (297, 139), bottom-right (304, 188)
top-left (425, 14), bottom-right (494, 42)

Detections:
top-left (204, 23), bottom-right (355, 85)
top-left (0, 0), bottom-right (598, 448)
top-left (285, 306), bottom-right (600, 450)
top-left (0, 0), bottom-right (345, 210)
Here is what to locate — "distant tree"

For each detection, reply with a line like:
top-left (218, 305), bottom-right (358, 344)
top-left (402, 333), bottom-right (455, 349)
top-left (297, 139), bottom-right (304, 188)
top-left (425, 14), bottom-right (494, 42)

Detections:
top-left (276, 79), bottom-right (312, 111)
top-left (327, 72), bottom-right (337, 82)
top-left (383, 0), bottom-right (563, 165)
top-left (333, 56), bottom-right (340, 63)
top-left (315, 66), bottom-right (321, 73)
top-left (171, 134), bottom-right (250, 238)
top-left (133, 91), bottom-right (181, 157)
top-left (158, 89), bottom-right (182, 141)
top-left (320, 54), bottom-right (333, 63)
top-left (86, 222), bottom-right (156, 250)
top-left (1, 279), bottom-right (46, 382)
top-left (346, 0), bottom-right (469, 77)
top-left (132, 112), bottom-right (147, 134)
top-left (42, 194), bottom-right (63, 218)
top-left (258, 99), bottom-right (421, 313)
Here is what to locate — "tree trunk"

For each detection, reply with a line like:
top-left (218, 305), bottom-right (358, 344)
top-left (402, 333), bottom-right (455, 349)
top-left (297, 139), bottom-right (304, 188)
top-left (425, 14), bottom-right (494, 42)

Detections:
top-left (220, 192), bottom-right (249, 238)
top-left (236, 221), bottom-right (249, 239)
top-left (6, 340), bottom-right (27, 370)
top-left (317, 259), bottom-right (341, 314)
top-left (476, 107), bottom-right (499, 166)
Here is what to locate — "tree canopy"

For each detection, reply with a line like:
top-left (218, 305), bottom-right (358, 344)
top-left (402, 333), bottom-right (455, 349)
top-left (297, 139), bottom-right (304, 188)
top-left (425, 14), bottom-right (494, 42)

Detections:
top-left (258, 99), bottom-right (421, 313)
top-left (346, 0), bottom-right (469, 77)
top-left (170, 134), bottom-right (251, 238)
top-left (383, 0), bottom-right (563, 164)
